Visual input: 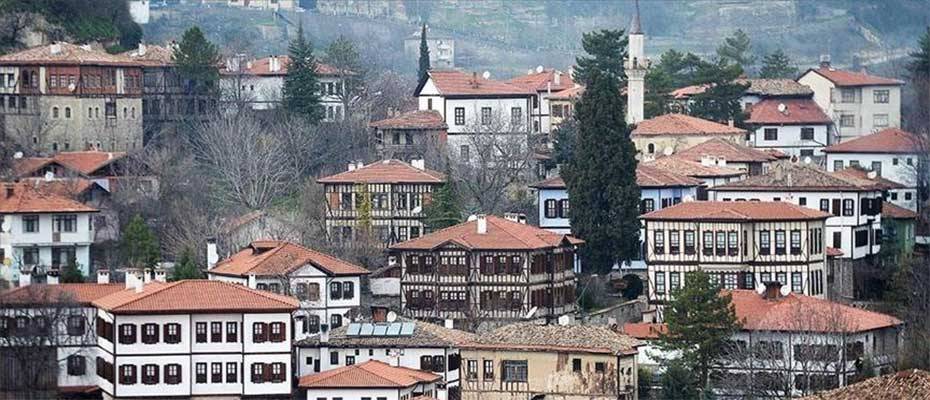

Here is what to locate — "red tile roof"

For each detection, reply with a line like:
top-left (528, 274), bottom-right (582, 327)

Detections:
top-left (832, 167), bottom-right (906, 190)
top-left (882, 201), bottom-right (918, 219)
top-left (673, 138), bottom-right (779, 163)
top-left (636, 163), bottom-right (703, 187)
top-left (369, 110), bottom-right (447, 130)
top-left (622, 322), bottom-right (667, 340)
top-left (670, 84), bottom-right (710, 99)
top-left (464, 322), bottom-right (642, 356)
top-left (530, 175), bottom-right (565, 189)
top-left (799, 369), bottom-right (930, 400)
top-left (12, 157), bottom-right (52, 177)
top-left (0, 43), bottom-right (138, 66)
top-left (548, 85), bottom-right (584, 100)
top-left (317, 159), bottom-right (445, 184)
top-left (92, 280), bottom-right (299, 314)
top-left (390, 215), bottom-right (582, 251)
top-left (823, 128), bottom-right (924, 154)
top-left (420, 70), bottom-right (534, 97)
top-left (14, 151), bottom-right (126, 177)
top-left (120, 44), bottom-right (176, 67)
top-left (0, 182), bottom-right (98, 214)
top-left (19, 178), bottom-right (102, 197)
top-left (220, 55), bottom-right (348, 77)
top-left (633, 114), bottom-right (746, 137)
top-left (804, 67), bottom-right (904, 87)
top-left (713, 162), bottom-right (890, 192)
top-left (210, 240), bottom-right (369, 277)
top-left (505, 69), bottom-right (575, 92)
top-left (645, 157), bottom-right (745, 178)
top-left (640, 201), bottom-right (831, 221)
top-left (0, 283), bottom-right (125, 306)
top-left (745, 98), bottom-right (832, 125)
top-left (298, 360), bottom-right (440, 389)
top-left (728, 289), bottom-right (902, 332)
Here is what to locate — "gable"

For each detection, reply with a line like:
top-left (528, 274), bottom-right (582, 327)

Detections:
top-left (417, 77), bottom-right (441, 96)
top-left (291, 263), bottom-right (331, 277)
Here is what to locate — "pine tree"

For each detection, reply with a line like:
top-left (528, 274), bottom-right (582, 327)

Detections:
top-left (716, 29), bottom-right (755, 72)
top-left (173, 26), bottom-right (220, 96)
top-left (657, 269), bottom-right (740, 391)
top-left (170, 247), bottom-right (202, 281)
top-left (324, 35), bottom-right (364, 112)
top-left (689, 59), bottom-right (750, 125)
top-left (547, 118), bottom-right (578, 169)
top-left (417, 24), bottom-right (431, 84)
top-left (660, 361), bottom-right (698, 399)
top-left (60, 254), bottom-right (84, 283)
top-left (759, 49), bottom-right (798, 79)
top-left (908, 27), bottom-right (930, 132)
top-left (572, 29), bottom-right (627, 87)
top-left (562, 30), bottom-right (639, 274)
top-left (120, 215), bottom-right (160, 269)
top-left (283, 22), bottom-right (324, 123)
top-left (422, 182), bottom-right (461, 231)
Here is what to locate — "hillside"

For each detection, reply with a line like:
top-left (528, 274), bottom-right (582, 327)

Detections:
top-left (0, 0), bottom-right (142, 54)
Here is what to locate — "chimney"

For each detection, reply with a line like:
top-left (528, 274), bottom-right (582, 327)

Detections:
top-left (410, 159), bottom-right (425, 170)
top-left (5, 183), bottom-right (13, 198)
top-left (819, 54), bottom-right (831, 69)
top-left (444, 319), bottom-right (454, 329)
top-left (97, 269), bottom-right (110, 284)
top-left (371, 306), bottom-right (388, 323)
top-left (774, 165), bottom-right (784, 181)
top-left (476, 214), bottom-right (487, 234)
top-left (347, 162), bottom-right (357, 171)
top-left (49, 43), bottom-right (62, 55)
top-left (153, 268), bottom-right (167, 283)
top-left (206, 238), bottom-right (218, 269)
top-left (554, 71), bottom-right (562, 86)
top-left (503, 213), bottom-right (526, 224)
top-left (18, 267), bottom-right (32, 287)
top-left (320, 324), bottom-right (330, 343)
top-left (762, 281), bottom-right (784, 300)
top-left (125, 268), bottom-right (144, 291)
top-left (46, 270), bottom-right (60, 285)
top-left (137, 42), bottom-right (147, 56)
top-left (143, 268), bottom-right (153, 283)
top-left (700, 155), bottom-right (716, 166)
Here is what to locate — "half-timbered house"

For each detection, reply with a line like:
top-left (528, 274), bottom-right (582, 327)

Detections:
top-left (640, 201), bottom-right (831, 314)
top-left (318, 159), bottom-right (445, 247)
top-left (390, 215), bottom-right (581, 330)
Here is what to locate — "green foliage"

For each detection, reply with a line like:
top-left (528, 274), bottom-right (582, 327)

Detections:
top-left (548, 118), bottom-right (578, 169)
top-left (422, 183), bottom-right (461, 231)
top-left (563, 30), bottom-right (639, 274)
top-left (170, 247), bottom-right (202, 281)
top-left (324, 35), bottom-right (364, 106)
top-left (658, 269), bottom-right (740, 390)
top-left (3, 0), bottom-right (141, 51)
top-left (645, 50), bottom-right (746, 121)
top-left (716, 29), bottom-right (754, 71)
top-left (173, 26), bottom-right (220, 96)
top-left (759, 49), bottom-right (799, 79)
top-left (418, 24), bottom-right (431, 84)
top-left (637, 366), bottom-right (654, 399)
top-left (356, 183), bottom-right (373, 232)
top-left (60, 254), bottom-right (84, 283)
top-left (689, 79), bottom-right (750, 125)
top-left (660, 361), bottom-right (698, 400)
top-left (121, 215), bottom-right (160, 269)
top-left (910, 26), bottom-right (930, 76)
top-left (283, 22), bottom-right (324, 124)
top-left (573, 29), bottom-right (627, 87)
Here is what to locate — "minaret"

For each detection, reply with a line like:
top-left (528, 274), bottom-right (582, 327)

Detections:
top-left (625, 0), bottom-right (648, 124)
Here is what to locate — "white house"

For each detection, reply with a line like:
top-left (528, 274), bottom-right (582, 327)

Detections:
top-left (745, 98), bottom-right (834, 159)
top-left (220, 55), bottom-right (350, 119)
top-left (709, 162), bottom-right (885, 262)
top-left (797, 58), bottom-right (904, 142)
top-left (91, 279), bottom-right (299, 399)
top-left (414, 70), bottom-right (533, 160)
top-left (296, 318), bottom-right (474, 400)
top-left (299, 360), bottom-right (442, 400)
top-left (0, 182), bottom-right (99, 283)
top-left (824, 128), bottom-right (924, 211)
top-left (207, 240), bottom-right (370, 341)
top-left (632, 113), bottom-right (748, 157)
top-left (640, 201), bottom-right (831, 312)
top-left (505, 67), bottom-right (576, 135)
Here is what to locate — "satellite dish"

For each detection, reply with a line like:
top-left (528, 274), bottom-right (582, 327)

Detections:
top-left (536, 65), bottom-right (544, 73)
top-left (663, 146), bottom-right (674, 156)
top-left (780, 284), bottom-right (791, 297)
top-left (481, 70), bottom-right (491, 79)
top-left (467, 214), bottom-right (478, 222)
top-left (524, 306), bottom-right (538, 319)
top-left (386, 311), bottom-right (397, 322)
top-left (803, 156), bottom-right (812, 164)
top-left (867, 171), bottom-right (878, 179)
top-left (68, 83), bottom-right (76, 92)
top-left (13, 152), bottom-right (23, 159)
top-left (412, 206), bottom-right (422, 213)
top-left (44, 171), bottom-right (54, 181)
top-left (755, 283), bottom-right (766, 294)
top-left (777, 103), bottom-right (787, 113)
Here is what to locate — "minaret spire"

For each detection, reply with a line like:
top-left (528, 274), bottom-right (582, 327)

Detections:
top-left (625, 0), bottom-right (648, 124)
top-left (630, 0), bottom-right (642, 34)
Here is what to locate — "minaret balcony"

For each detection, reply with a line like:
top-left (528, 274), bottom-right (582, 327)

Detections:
top-left (624, 57), bottom-right (651, 71)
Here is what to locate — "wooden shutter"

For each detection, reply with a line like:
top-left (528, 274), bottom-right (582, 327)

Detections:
top-left (263, 363), bottom-right (272, 382)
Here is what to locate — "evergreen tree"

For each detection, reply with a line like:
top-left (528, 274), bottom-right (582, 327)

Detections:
top-left (170, 247), bottom-right (202, 281)
top-left (689, 59), bottom-right (749, 125)
top-left (173, 26), bottom-right (220, 96)
top-left (716, 29), bottom-right (755, 72)
top-left (759, 49), bottom-right (798, 79)
top-left (908, 26), bottom-right (930, 132)
top-left (573, 29), bottom-right (627, 87)
top-left (660, 361), bottom-right (698, 399)
top-left (356, 183), bottom-right (373, 233)
top-left (60, 254), bottom-right (84, 283)
top-left (324, 35), bottom-right (364, 112)
top-left (422, 182), bottom-right (461, 231)
top-left (548, 118), bottom-right (578, 168)
top-left (910, 26), bottom-right (930, 75)
top-left (417, 24), bottom-right (431, 84)
top-left (657, 269), bottom-right (740, 391)
top-left (283, 22), bottom-right (324, 123)
top-left (562, 30), bottom-right (639, 274)
top-left (120, 215), bottom-right (160, 269)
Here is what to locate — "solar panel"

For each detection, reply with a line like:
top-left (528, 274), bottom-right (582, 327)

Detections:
top-left (359, 323), bottom-right (374, 336)
top-left (372, 324), bottom-right (388, 336)
top-left (386, 322), bottom-right (402, 335)
top-left (346, 323), bottom-right (361, 336)
top-left (400, 322), bottom-right (416, 336)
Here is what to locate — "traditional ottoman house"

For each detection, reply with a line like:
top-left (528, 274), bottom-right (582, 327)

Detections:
top-left (643, 156), bottom-right (746, 197)
top-left (390, 215), bottom-right (580, 331)
top-left (295, 316), bottom-right (475, 400)
top-left (641, 201), bottom-right (830, 308)
top-left (505, 67), bottom-right (575, 135)
top-left (207, 240), bottom-right (369, 340)
top-left (460, 322), bottom-right (642, 400)
top-left (631, 113), bottom-right (747, 157)
top-left (745, 98), bottom-right (834, 159)
top-left (370, 110), bottom-right (448, 162)
top-left (299, 360), bottom-right (441, 400)
top-left (318, 159), bottom-right (445, 247)
top-left (823, 128), bottom-right (924, 211)
top-left (672, 137), bottom-right (780, 176)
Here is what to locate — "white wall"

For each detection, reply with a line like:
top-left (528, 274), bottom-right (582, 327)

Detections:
top-left (798, 71), bottom-right (901, 141)
top-left (749, 124), bottom-right (830, 157)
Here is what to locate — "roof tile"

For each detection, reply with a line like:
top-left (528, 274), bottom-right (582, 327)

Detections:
top-left (464, 322), bottom-right (642, 355)
top-left (317, 159), bottom-right (445, 184)
top-left (423, 70), bottom-right (534, 97)
top-left (640, 201), bottom-right (831, 221)
top-left (672, 138), bottom-right (778, 163)
top-left (806, 67), bottom-right (904, 87)
top-left (298, 360), bottom-right (440, 388)
top-left (882, 201), bottom-right (918, 219)
top-left (712, 162), bottom-right (888, 191)
top-left (92, 280), bottom-right (299, 314)
top-left (799, 369), bottom-right (930, 400)
top-left (369, 110), bottom-right (447, 130)
top-left (390, 215), bottom-right (581, 251)
top-left (823, 128), bottom-right (924, 154)
top-left (505, 69), bottom-right (575, 92)
top-left (0, 43), bottom-right (137, 66)
top-left (0, 182), bottom-right (98, 214)
top-left (633, 114), bottom-right (746, 137)
top-left (297, 318), bottom-right (476, 348)
top-left (728, 289), bottom-right (902, 332)
top-left (0, 283), bottom-right (124, 306)
top-left (210, 240), bottom-right (369, 277)
top-left (644, 157), bottom-right (745, 178)
top-left (745, 98), bottom-right (832, 125)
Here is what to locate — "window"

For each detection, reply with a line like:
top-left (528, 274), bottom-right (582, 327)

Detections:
top-left (251, 363), bottom-right (264, 383)
top-left (641, 199), bottom-right (655, 214)
top-left (270, 363), bottom-right (285, 383)
top-left (544, 199), bottom-right (557, 218)
top-left (655, 272), bottom-right (665, 295)
top-left (840, 114), bottom-right (855, 127)
top-left (684, 231), bottom-right (695, 255)
top-left (119, 324), bottom-right (136, 344)
top-left (595, 362), bottom-right (606, 373)
top-left (775, 230), bottom-right (786, 255)
top-left (269, 321), bottom-right (286, 342)
top-left (67, 315), bottom-right (85, 336)
top-left (777, 272), bottom-right (788, 286)
top-left (716, 231), bottom-right (726, 256)
top-left (22, 215), bottom-right (39, 233)
top-left (670, 272), bottom-right (681, 291)
top-left (226, 362), bottom-right (238, 383)
top-left (653, 230), bottom-right (665, 255)
top-left (331, 314), bottom-right (343, 329)
top-left (842, 199), bottom-right (854, 216)
top-left (165, 364), bottom-right (181, 385)
top-left (790, 230), bottom-right (802, 255)
top-left (480, 107), bottom-right (491, 125)
top-left (873, 89), bottom-right (890, 103)
top-left (801, 127), bottom-right (815, 140)
top-left (703, 231), bottom-right (714, 256)
top-left (873, 113), bottom-right (889, 128)
top-left (142, 364), bottom-right (159, 385)
top-left (330, 282), bottom-right (343, 299)
top-left (855, 229), bottom-right (869, 247)
top-left (210, 322), bottom-right (222, 342)
top-left (728, 231), bottom-right (738, 256)
top-left (211, 362), bottom-right (222, 383)
top-left (760, 231), bottom-right (771, 255)
top-left (669, 230), bottom-right (680, 255)
top-left (22, 248), bottom-right (38, 265)
top-left (502, 360), bottom-right (528, 382)
top-left (791, 272), bottom-right (803, 293)
top-left (833, 160), bottom-right (844, 171)
top-left (252, 322), bottom-right (267, 343)
top-left (484, 359), bottom-right (494, 380)
top-left (798, 197), bottom-right (807, 206)
top-left (67, 355), bottom-right (85, 376)
top-left (763, 128), bottom-right (778, 141)
top-left (120, 364), bottom-right (137, 385)
top-left (65, 107), bottom-right (71, 118)
top-left (511, 107), bottom-right (523, 127)
top-left (52, 106), bottom-right (59, 118)
top-left (142, 323), bottom-right (159, 344)
top-left (906, 192), bottom-right (913, 201)
top-left (426, 98), bottom-right (433, 110)
top-left (840, 88), bottom-right (856, 103)
top-left (454, 107), bottom-right (465, 125)
top-left (833, 231), bottom-right (842, 249)
top-left (466, 360), bottom-right (478, 380)
top-left (559, 199), bottom-right (570, 218)
top-left (225, 321), bottom-right (237, 342)
top-left (196, 322), bottom-right (207, 343)
top-left (832, 198), bottom-right (842, 216)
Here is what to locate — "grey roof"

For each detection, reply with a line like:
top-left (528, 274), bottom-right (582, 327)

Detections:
top-left (711, 162), bottom-right (886, 192)
top-left (296, 318), bottom-right (476, 348)
top-left (737, 79), bottom-right (814, 98)
top-left (464, 322), bottom-right (642, 356)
